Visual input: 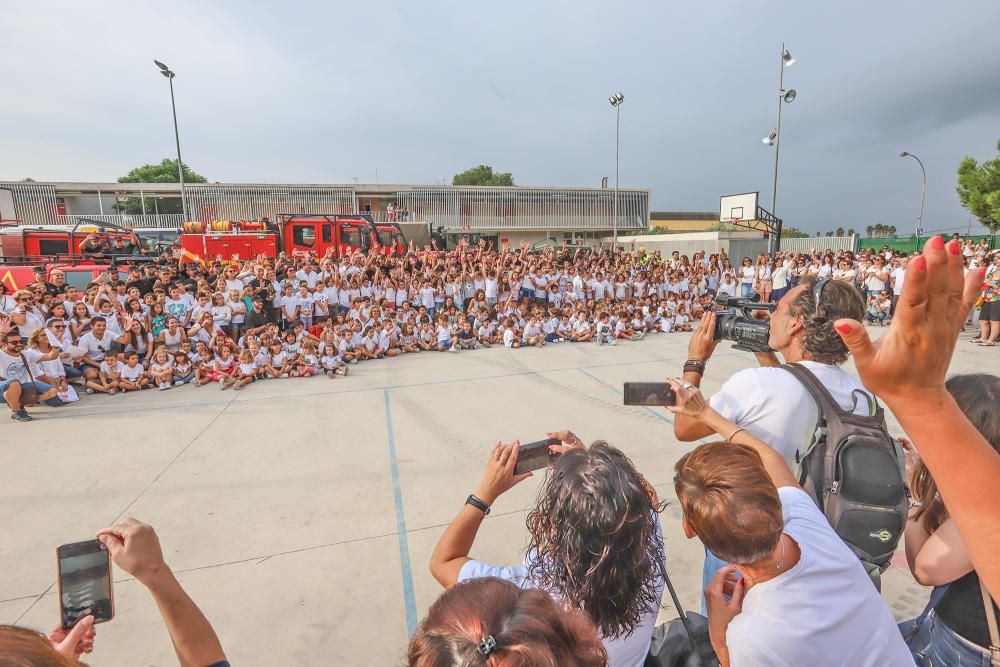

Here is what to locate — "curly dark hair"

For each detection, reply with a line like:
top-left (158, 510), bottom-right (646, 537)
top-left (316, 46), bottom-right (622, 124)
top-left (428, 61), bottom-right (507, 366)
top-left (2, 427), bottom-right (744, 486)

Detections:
top-left (787, 276), bottom-right (865, 365)
top-left (524, 441), bottom-right (665, 640)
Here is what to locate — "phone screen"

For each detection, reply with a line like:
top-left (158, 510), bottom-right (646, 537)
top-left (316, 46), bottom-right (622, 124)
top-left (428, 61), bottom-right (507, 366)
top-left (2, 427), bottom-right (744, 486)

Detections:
top-left (57, 539), bottom-right (114, 629)
top-left (514, 438), bottom-right (560, 476)
top-left (623, 382), bottom-right (677, 407)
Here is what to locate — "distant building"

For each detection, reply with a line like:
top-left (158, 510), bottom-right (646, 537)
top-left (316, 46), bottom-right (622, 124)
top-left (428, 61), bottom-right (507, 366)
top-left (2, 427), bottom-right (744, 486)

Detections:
top-left (0, 181), bottom-right (650, 245)
top-left (649, 211), bottom-right (719, 233)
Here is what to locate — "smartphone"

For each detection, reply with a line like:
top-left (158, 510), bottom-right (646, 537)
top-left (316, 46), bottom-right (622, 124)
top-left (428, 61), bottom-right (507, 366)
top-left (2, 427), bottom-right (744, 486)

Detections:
top-left (623, 382), bottom-right (676, 407)
top-left (56, 539), bottom-right (114, 630)
top-left (514, 438), bottom-right (561, 475)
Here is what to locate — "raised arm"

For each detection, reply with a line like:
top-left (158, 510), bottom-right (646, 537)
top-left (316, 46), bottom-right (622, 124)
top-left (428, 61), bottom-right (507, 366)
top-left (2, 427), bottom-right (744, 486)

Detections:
top-left (834, 236), bottom-right (1000, 598)
top-left (97, 519), bottom-right (227, 667)
top-left (665, 378), bottom-right (798, 489)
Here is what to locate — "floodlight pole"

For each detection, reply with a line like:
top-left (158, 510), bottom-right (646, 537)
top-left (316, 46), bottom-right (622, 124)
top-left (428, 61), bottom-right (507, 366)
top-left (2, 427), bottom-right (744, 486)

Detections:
top-left (770, 43), bottom-right (785, 253)
top-left (899, 152), bottom-right (926, 238)
top-left (166, 74), bottom-right (188, 221)
top-left (155, 61), bottom-right (189, 221)
top-left (614, 100), bottom-right (620, 250)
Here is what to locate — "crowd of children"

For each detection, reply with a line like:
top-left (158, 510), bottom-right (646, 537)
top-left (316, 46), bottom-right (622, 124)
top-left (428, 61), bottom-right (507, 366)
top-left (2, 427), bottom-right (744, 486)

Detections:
top-left (2, 236), bottom-right (997, 417)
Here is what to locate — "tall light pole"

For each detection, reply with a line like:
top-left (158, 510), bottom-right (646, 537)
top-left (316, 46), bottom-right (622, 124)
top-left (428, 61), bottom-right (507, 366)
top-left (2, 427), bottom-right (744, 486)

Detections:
top-left (763, 45), bottom-right (796, 253)
top-left (608, 91), bottom-right (624, 249)
top-left (899, 151), bottom-right (926, 237)
top-left (153, 60), bottom-right (189, 221)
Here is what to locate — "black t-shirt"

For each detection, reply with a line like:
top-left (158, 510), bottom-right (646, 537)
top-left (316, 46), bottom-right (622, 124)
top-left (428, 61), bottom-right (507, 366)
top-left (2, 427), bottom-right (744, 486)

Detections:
top-left (935, 570), bottom-right (999, 648)
top-left (456, 329), bottom-right (476, 342)
top-left (126, 278), bottom-right (155, 296)
top-left (32, 280), bottom-right (59, 297)
top-left (243, 309), bottom-right (269, 330)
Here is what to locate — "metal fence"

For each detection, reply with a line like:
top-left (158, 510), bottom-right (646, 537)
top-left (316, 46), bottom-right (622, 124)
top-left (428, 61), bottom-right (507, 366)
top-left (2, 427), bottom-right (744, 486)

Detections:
top-left (0, 182), bottom-right (60, 226)
top-left (396, 186), bottom-right (649, 231)
top-left (185, 184), bottom-right (356, 223)
top-left (780, 235), bottom-right (857, 254)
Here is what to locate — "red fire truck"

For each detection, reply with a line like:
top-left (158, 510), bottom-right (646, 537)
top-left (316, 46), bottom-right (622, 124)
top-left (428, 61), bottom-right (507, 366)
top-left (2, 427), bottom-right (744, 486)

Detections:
top-left (177, 214), bottom-right (405, 264)
top-left (0, 221), bottom-right (148, 291)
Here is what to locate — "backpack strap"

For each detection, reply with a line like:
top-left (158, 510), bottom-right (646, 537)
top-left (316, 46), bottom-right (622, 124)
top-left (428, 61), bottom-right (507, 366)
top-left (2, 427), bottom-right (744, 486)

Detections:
top-left (780, 363), bottom-right (830, 479)
top-left (981, 577), bottom-right (1000, 667)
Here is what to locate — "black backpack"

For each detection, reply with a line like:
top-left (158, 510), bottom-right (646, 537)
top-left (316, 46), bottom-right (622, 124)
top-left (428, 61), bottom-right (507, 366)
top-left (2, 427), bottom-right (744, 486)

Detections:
top-left (782, 363), bottom-right (909, 589)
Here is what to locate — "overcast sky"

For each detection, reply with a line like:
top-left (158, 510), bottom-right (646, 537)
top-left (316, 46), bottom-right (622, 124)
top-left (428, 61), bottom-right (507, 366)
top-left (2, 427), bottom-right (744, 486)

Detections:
top-left (3, 1), bottom-right (999, 234)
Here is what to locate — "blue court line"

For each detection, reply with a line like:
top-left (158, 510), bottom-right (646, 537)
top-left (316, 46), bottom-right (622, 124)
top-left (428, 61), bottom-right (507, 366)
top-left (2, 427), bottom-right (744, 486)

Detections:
top-left (576, 367), bottom-right (675, 425)
top-left (383, 388), bottom-right (418, 636)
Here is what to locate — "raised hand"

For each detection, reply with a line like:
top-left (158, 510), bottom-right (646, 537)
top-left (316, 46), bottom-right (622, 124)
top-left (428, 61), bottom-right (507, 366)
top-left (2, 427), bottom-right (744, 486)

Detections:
top-left (833, 237), bottom-right (983, 406)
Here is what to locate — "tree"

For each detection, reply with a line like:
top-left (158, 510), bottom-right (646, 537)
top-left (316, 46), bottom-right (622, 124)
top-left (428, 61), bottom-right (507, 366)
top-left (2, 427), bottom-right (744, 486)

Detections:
top-left (825, 231), bottom-right (834, 237)
top-left (866, 225), bottom-right (873, 238)
top-left (835, 227), bottom-right (845, 236)
top-left (888, 225), bottom-right (897, 237)
top-left (452, 165), bottom-right (514, 187)
top-left (19, 177), bottom-right (35, 182)
top-left (781, 226), bottom-right (810, 238)
top-left (847, 228), bottom-right (856, 236)
top-left (957, 139), bottom-right (1000, 233)
top-left (815, 231), bottom-right (822, 237)
top-left (114, 159), bottom-right (207, 215)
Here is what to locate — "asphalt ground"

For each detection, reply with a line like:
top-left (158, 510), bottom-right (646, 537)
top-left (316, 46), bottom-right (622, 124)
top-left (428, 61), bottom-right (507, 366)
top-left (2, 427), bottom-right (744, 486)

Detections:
top-left (3, 328), bottom-right (991, 665)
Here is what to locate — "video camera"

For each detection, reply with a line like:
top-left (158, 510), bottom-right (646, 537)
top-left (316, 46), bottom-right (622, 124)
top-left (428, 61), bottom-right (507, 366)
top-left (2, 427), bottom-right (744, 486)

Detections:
top-left (713, 295), bottom-right (777, 353)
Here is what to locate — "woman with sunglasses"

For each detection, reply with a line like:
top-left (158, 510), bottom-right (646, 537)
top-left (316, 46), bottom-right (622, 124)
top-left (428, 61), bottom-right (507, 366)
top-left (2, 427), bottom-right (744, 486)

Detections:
top-left (8, 290), bottom-right (46, 340)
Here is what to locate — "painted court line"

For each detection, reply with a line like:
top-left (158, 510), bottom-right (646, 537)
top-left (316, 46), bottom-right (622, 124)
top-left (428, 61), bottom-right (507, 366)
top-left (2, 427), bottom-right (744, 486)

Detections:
top-left (383, 388), bottom-right (418, 636)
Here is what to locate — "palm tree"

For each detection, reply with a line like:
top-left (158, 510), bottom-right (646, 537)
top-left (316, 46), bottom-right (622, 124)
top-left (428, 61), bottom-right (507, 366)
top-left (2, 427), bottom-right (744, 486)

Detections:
top-left (866, 225), bottom-right (873, 238)
top-left (835, 227), bottom-right (845, 236)
top-left (888, 225), bottom-right (897, 237)
top-left (826, 231), bottom-right (834, 237)
top-left (847, 228), bottom-right (856, 237)
top-left (874, 223), bottom-right (884, 237)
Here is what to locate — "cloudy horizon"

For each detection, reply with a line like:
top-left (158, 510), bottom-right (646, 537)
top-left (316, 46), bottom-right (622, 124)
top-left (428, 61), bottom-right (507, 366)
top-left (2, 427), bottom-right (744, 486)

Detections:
top-left (3, 0), bottom-right (998, 234)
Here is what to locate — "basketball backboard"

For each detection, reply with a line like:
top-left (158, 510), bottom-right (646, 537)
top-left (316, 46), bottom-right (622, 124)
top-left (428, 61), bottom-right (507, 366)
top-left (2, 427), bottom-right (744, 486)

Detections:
top-left (719, 192), bottom-right (759, 224)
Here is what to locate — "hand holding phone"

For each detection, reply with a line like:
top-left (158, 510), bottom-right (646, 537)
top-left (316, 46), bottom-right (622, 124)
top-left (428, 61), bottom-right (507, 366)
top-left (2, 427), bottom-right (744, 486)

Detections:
top-left (57, 539), bottom-right (114, 630)
top-left (623, 382), bottom-right (677, 407)
top-left (513, 438), bottom-right (561, 476)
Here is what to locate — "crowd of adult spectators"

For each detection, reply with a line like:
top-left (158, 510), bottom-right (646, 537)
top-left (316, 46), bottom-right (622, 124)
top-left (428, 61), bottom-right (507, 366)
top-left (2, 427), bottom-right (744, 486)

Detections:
top-left (2, 235), bottom-right (1000, 667)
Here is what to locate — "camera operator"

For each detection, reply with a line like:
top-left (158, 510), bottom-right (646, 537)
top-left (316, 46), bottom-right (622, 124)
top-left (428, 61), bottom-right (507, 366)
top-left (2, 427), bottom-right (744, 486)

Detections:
top-left (674, 278), bottom-right (867, 466)
top-left (674, 278), bottom-right (868, 596)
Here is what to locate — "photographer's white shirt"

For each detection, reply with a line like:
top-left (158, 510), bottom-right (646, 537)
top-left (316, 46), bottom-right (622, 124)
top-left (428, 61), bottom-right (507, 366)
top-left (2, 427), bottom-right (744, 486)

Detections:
top-left (725, 488), bottom-right (914, 667)
top-left (710, 360), bottom-right (872, 469)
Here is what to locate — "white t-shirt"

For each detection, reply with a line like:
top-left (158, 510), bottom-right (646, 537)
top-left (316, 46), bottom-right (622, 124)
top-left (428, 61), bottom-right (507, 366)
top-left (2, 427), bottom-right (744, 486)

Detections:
top-left (0, 349), bottom-right (32, 382)
top-left (458, 515), bottom-right (665, 667)
top-left (78, 331), bottom-right (117, 362)
top-left (725, 488), bottom-right (914, 667)
top-left (710, 361), bottom-right (873, 468)
top-left (890, 267), bottom-right (906, 296)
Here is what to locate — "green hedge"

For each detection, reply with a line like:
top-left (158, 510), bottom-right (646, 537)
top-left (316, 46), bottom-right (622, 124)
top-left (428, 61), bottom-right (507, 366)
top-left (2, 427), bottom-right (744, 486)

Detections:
top-left (858, 235), bottom-right (997, 254)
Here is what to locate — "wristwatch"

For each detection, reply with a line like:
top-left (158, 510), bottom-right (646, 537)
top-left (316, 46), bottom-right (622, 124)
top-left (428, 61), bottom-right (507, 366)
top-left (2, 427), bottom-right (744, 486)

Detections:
top-left (465, 494), bottom-right (491, 515)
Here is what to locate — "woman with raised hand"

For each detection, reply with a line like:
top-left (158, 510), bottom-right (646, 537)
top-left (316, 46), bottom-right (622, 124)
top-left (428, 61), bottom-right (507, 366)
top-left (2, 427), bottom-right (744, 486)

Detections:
top-left (429, 436), bottom-right (664, 667)
top-left (833, 236), bottom-right (1000, 600)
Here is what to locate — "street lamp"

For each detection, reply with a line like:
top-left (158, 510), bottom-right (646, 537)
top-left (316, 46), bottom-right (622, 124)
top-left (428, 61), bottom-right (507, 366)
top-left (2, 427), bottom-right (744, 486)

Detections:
top-left (153, 60), bottom-right (189, 221)
top-left (764, 45), bottom-right (796, 252)
top-left (899, 151), bottom-right (926, 237)
top-left (609, 91), bottom-right (624, 249)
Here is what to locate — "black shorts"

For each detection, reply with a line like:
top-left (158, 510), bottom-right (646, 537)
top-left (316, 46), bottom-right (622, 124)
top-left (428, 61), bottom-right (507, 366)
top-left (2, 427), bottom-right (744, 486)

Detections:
top-left (981, 301), bottom-right (1000, 322)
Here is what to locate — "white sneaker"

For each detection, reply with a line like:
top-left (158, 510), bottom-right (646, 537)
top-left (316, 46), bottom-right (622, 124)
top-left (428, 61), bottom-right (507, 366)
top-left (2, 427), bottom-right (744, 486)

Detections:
top-left (327, 370), bottom-right (335, 378)
top-left (449, 347), bottom-right (458, 353)
top-left (281, 374), bottom-right (289, 378)
top-left (86, 388), bottom-right (95, 395)
top-left (159, 383), bottom-right (168, 391)
top-left (610, 339), bottom-right (617, 346)
top-left (164, 381), bottom-right (172, 389)
top-left (175, 379), bottom-right (185, 386)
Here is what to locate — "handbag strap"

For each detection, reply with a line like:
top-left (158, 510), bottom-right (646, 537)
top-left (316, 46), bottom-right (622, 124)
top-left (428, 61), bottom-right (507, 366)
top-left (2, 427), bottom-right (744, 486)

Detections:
top-left (656, 558), bottom-right (718, 667)
top-left (980, 577), bottom-right (1000, 667)
top-left (19, 352), bottom-right (37, 384)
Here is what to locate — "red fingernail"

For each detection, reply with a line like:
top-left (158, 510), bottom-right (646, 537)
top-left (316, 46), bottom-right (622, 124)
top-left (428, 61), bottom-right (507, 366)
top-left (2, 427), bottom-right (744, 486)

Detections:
top-left (930, 236), bottom-right (944, 251)
top-left (947, 240), bottom-right (961, 255)
top-left (912, 255), bottom-right (927, 270)
top-left (834, 323), bottom-right (852, 334)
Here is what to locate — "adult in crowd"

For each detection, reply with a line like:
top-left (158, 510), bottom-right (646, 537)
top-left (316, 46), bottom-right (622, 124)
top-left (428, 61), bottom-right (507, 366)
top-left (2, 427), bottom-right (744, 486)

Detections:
top-left (834, 237), bottom-right (1000, 598)
top-left (674, 278), bottom-right (869, 592)
top-left (429, 434), bottom-right (664, 666)
top-left (972, 251), bottom-right (1000, 346)
top-left (408, 577), bottom-right (607, 667)
top-left (898, 373), bottom-right (1000, 665)
top-left (664, 378), bottom-right (914, 666)
top-left (1, 328), bottom-right (64, 421)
